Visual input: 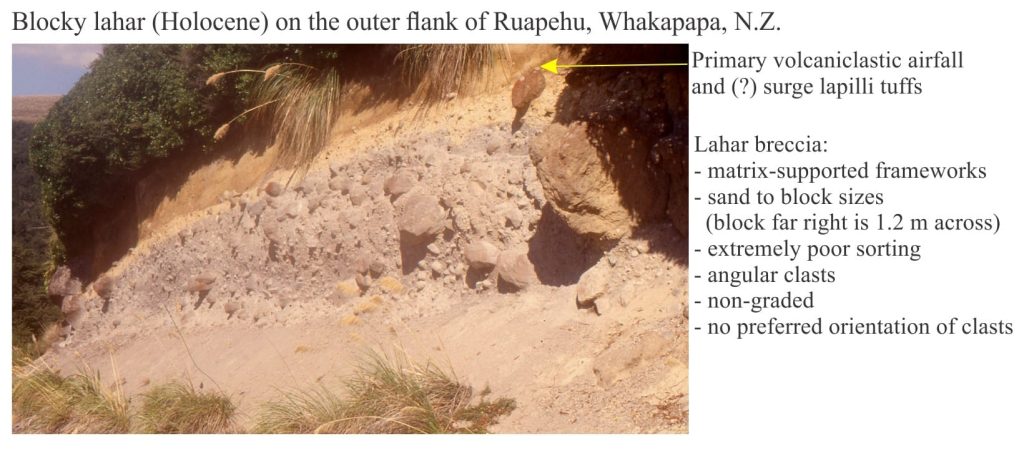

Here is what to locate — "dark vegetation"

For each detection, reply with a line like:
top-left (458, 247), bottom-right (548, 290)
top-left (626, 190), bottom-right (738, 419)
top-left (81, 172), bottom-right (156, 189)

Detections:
top-left (29, 45), bottom-right (348, 275)
top-left (13, 118), bottom-right (59, 353)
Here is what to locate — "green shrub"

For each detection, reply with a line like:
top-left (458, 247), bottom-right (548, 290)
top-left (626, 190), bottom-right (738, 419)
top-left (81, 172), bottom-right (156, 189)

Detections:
top-left (30, 45), bottom-right (218, 264)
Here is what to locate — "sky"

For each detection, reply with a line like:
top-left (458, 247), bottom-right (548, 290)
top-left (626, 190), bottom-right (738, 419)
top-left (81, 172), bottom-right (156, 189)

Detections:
top-left (12, 44), bottom-right (103, 95)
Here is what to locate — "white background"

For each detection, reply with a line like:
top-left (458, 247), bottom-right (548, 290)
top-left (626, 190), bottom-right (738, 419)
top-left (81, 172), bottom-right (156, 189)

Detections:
top-left (3, 0), bottom-right (1022, 449)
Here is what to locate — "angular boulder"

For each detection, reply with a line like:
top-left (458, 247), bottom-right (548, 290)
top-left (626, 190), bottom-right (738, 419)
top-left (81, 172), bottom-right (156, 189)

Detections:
top-left (496, 251), bottom-right (537, 289)
top-left (530, 121), bottom-right (668, 241)
top-left (93, 276), bottom-right (115, 300)
top-left (384, 168), bottom-right (418, 199)
top-left (47, 265), bottom-right (82, 300)
top-left (576, 264), bottom-right (609, 306)
top-left (396, 194), bottom-right (446, 244)
top-left (511, 69), bottom-right (546, 110)
top-left (463, 240), bottom-right (500, 270)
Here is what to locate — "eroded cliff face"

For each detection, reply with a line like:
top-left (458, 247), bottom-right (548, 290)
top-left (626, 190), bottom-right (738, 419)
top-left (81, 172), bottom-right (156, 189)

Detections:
top-left (530, 45), bottom-right (688, 242)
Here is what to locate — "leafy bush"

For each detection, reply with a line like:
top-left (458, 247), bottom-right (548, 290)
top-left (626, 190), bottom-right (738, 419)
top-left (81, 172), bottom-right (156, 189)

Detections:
top-left (30, 45), bottom-right (224, 264)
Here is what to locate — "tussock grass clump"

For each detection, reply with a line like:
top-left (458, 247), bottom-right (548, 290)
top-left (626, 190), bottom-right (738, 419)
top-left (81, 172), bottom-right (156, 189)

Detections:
top-left (396, 44), bottom-right (509, 102)
top-left (12, 363), bottom-right (131, 433)
top-left (61, 371), bottom-right (132, 433)
top-left (13, 359), bottom-right (238, 434)
top-left (210, 63), bottom-right (342, 172)
top-left (136, 382), bottom-right (237, 433)
top-left (12, 365), bottom-right (74, 432)
top-left (252, 65), bottom-right (343, 170)
top-left (255, 352), bottom-right (515, 434)
top-left (336, 353), bottom-right (473, 433)
top-left (254, 385), bottom-right (348, 433)
top-left (14, 352), bottom-right (509, 434)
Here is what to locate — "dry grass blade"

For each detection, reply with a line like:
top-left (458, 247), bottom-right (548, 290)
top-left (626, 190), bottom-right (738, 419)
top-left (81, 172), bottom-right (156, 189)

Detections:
top-left (213, 123), bottom-right (230, 141)
top-left (396, 44), bottom-right (510, 103)
top-left (206, 72), bottom-right (226, 86)
top-left (206, 69), bottom-right (267, 86)
top-left (263, 64), bottom-right (282, 81)
top-left (160, 304), bottom-right (225, 393)
top-left (211, 98), bottom-right (282, 143)
top-left (136, 382), bottom-right (237, 433)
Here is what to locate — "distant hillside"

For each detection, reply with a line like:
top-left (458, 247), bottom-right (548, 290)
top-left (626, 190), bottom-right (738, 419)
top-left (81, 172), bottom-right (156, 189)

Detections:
top-left (13, 96), bottom-right (60, 123)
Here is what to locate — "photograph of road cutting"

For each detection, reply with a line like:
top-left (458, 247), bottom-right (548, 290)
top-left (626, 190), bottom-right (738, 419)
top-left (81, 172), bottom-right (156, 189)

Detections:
top-left (12, 44), bottom-right (688, 433)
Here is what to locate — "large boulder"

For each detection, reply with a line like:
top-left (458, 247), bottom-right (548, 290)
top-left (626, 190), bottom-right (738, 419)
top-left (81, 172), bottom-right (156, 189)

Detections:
top-left (328, 177), bottom-right (352, 193)
top-left (463, 240), bottom-right (500, 270)
top-left (530, 121), bottom-right (669, 241)
top-left (245, 199), bottom-right (268, 218)
top-left (531, 55), bottom-right (687, 241)
top-left (195, 272), bottom-right (219, 285)
top-left (384, 168), bottom-right (418, 199)
top-left (264, 181), bottom-right (284, 197)
top-left (576, 264), bottom-right (609, 306)
top-left (61, 295), bottom-right (84, 326)
top-left (396, 194), bottom-right (446, 244)
top-left (511, 69), bottom-right (546, 110)
top-left (93, 275), bottom-right (115, 300)
top-left (47, 265), bottom-right (82, 300)
top-left (496, 251), bottom-right (538, 289)
top-left (187, 272), bottom-right (218, 293)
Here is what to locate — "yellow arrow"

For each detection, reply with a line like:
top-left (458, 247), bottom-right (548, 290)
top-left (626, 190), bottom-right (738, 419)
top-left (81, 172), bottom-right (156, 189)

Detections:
top-left (540, 58), bottom-right (688, 75)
